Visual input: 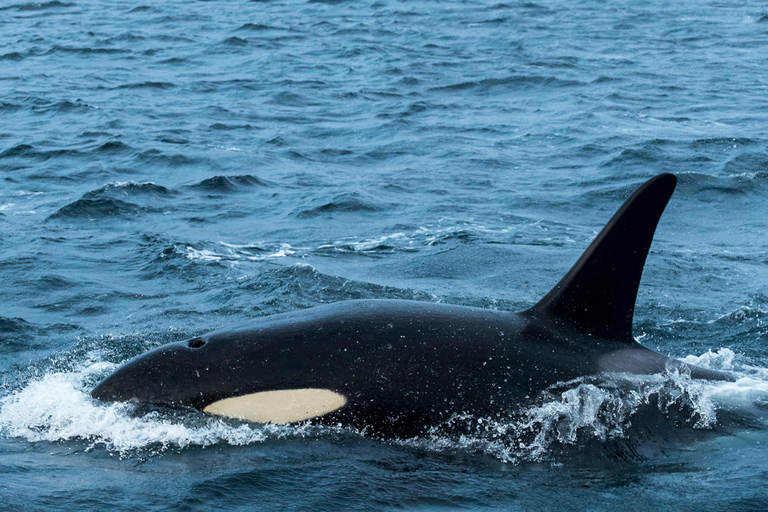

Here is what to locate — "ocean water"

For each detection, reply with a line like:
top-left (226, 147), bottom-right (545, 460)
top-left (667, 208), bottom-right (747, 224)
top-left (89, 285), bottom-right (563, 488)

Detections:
top-left (2, 0), bottom-right (768, 509)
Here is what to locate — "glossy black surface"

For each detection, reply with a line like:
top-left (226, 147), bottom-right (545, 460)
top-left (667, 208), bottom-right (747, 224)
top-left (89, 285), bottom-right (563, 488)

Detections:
top-left (92, 175), bottom-right (732, 438)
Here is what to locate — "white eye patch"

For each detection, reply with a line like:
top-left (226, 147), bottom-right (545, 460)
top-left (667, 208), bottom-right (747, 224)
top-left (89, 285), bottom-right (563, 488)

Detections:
top-left (203, 388), bottom-right (347, 423)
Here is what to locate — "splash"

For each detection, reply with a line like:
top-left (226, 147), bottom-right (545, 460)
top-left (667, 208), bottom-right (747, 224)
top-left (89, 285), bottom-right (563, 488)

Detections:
top-left (183, 242), bottom-right (297, 263)
top-left (410, 350), bottom-right (768, 463)
top-left (2, 349), bottom-right (767, 462)
top-left (0, 358), bottom-right (308, 457)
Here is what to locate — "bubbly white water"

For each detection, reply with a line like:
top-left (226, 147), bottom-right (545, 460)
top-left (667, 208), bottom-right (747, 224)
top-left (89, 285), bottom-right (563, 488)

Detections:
top-left (184, 243), bottom-right (297, 263)
top-left (0, 358), bottom-right (304, 456)
top-left (1, 348), bottom-right (766, 462)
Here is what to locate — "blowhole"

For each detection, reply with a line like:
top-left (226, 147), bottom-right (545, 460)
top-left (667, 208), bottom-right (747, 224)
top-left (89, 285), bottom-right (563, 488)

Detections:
top-left (188, 338), bottom-right (206, 349)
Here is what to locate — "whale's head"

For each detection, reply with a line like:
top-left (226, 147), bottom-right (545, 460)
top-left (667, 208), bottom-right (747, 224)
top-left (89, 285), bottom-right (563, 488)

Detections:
top-left (91, 337), bottom-right (220, 409)
top-left (92, 333), bottom-right (349, 424)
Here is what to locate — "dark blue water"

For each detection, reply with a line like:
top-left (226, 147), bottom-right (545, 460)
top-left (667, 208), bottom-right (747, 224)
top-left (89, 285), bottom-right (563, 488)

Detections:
top-left (2, 0), bottom-right (768, 509)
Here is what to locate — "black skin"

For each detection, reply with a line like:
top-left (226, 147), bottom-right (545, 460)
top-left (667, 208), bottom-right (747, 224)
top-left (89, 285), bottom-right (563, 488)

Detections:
top-left (91, 173), bottom-right (736, 439)
top-left (91, 299), bottom-right (731, 439)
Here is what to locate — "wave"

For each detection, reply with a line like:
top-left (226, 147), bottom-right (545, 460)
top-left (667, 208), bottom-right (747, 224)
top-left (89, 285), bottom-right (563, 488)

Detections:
top-left (47, 181), bottom-right (174, 220)
top-left (129, 236), bottom-right (300, 285)
top-left (409, 374), bottom-right (712, 463)
top-left (431, 75), bottom-right (584, 93)
top-left (690, 137), bottom-right (757, 149)
top-left (409, 349), bottom-right (768, 463)
top-left (0, 144), bottom-right (81, 161)
top-left (594, 141), bottom-right (768, 194)
top-left (48, 180), bottom-right (175, 220)
top-left (723, 152), bottom-right (768, 175)
top-left (93, 140), bottom-right (132, 154)
top-left (2, 1), bottom-right (74, 11)
top-left (183, 242), bottom-right (296, 263)
top-left (317, 233), bottom-right (406, 256)
top-left (221, 36), bottom-right (248, 46)
top-left (45, 100), bottom-right (93, 114)
top-left (98, 33), bottom-right (145, 43)
top-left (296, 192), bottom-right (386, 218)
top-left (0, 101), bottom-right (23, 112)
top-left (0, 98), bottom-right (94, 114)
top-left (599, 147), bottom-right (664, 170)
top-left (1, 52), bottom-right (25, 61)
top-left (678, 171), bottom-right (768, 196)
top-left (49, 198), bottom-right (147, 220)
top-left (0, 359), bottom-right (308, 456)
top-left (268, 91), bottom-right (317, 107)
top-left (209, 123), bottom-right (256, 131)
top-left (137, 149), bottom-right (200, 167)
top-left (47, 46), bottom-right (131, 55)
top-left (114, 82), bottom-right (175, 90)
top-left (709, 303), bottom-right (768, 328)
top-left (153, 217), bottom-right (544, 267)
top-left (236, 23), bottom-right (288, 32)
top-left (189, 174), bottom-right (269, 191)
top-left (705, 301), bottom-right (768, 345)
top-left (162, 217), bottom-right (569, 265)
top-left (0, 316), bottom-right (81, 353)
top-left (81, 181), bottom-right (174, 198)
top-left (157, 57), bottom-right (188, 65)
top-left (1, 348), bottom-right (764, 462)
top-left (246, 263), bottom-right (437, 307)
top-left (0, 316), bottom-right (37, 336)
top-left (313, 216), bottom-right (548, 257)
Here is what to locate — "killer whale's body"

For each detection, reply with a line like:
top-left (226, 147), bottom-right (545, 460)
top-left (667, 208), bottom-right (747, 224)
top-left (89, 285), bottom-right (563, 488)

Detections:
top-left (92, 174), bottom-right (733, 438)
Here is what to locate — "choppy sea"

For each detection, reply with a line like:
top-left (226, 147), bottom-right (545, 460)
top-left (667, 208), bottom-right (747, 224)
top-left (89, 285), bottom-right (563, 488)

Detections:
top-left (2, 0), bottom-right (768, 510)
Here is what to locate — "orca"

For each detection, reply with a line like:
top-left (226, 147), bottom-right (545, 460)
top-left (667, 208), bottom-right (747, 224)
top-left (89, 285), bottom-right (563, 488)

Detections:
top-left (91, 173), bottom-right (733, 438)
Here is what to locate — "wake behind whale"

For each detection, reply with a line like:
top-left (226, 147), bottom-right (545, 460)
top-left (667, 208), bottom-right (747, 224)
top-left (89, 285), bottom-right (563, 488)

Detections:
top-left (89, 174), bottom-right (736, 440)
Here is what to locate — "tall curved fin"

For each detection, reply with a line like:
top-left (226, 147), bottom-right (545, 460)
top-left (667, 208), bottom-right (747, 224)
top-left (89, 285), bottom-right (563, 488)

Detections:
top-left (530, 173), bottom-right (677, 341)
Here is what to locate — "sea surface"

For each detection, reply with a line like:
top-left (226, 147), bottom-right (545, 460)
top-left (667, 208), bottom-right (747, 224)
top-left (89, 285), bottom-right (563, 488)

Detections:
top-left (2, 0), bottom-right (768, 510)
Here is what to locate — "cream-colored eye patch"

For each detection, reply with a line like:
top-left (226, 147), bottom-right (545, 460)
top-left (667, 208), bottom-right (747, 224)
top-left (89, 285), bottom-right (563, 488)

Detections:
top-left (203, 388), bottom-right (347, 423)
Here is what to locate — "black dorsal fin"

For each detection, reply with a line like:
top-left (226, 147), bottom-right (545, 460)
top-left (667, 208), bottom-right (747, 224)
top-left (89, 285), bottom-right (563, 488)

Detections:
top-left (530, 173), bottom-right (677, 341)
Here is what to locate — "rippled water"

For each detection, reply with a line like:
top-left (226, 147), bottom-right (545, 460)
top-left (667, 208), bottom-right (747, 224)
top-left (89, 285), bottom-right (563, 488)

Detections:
top-left (2, 0), bottom-right (768, 510)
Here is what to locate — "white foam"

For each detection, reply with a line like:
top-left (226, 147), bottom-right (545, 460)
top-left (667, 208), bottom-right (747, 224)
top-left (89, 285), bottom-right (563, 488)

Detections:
top-left (681, 348), bottom-right (738, 370)
top-left (246, 244), bottom-right (296, 261)
top-left (0, 360), bottom-right (305, 457)
top-left (112, 180), bottom-right (156, 188)
top-left (703, 377), bottom-right (768, 409)
top-left (346, 233), bottom-right (405, 250)
top-left (184, 243), bottom-right (297, 263)
top-left (314, 217), bottom-right (582, 255)
top-left (219, 241), bottom-right (265, 250)
top-left (185, 246), bottom-right (225, 262)
top-left (708, 306), bottom-right (768, 325)
top-left (411, 350), bottom-right (768, 463)
top-left (182, 218), bottom-right (566, 264)
top-left (2, 348), bottom-right (767, 462)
